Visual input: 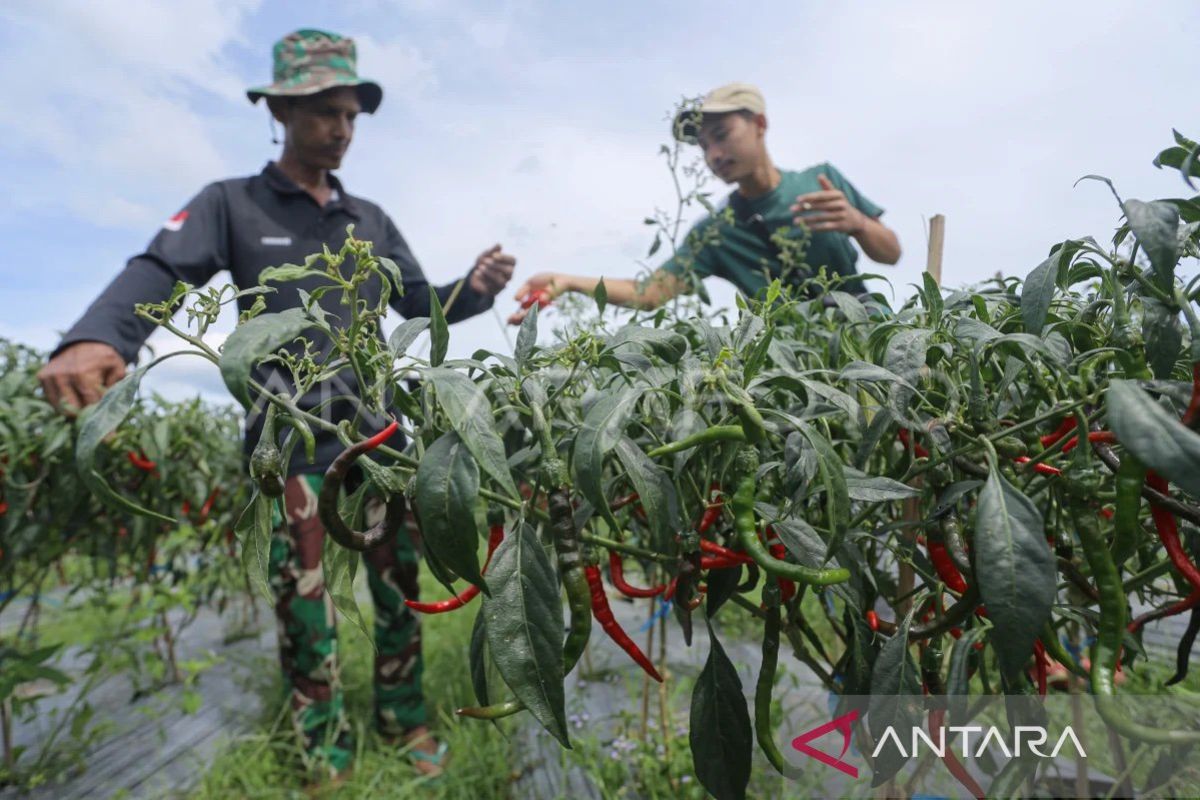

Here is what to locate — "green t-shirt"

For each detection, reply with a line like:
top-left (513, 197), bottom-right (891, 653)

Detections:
top-left (661, 163), bottom-right (884, 298)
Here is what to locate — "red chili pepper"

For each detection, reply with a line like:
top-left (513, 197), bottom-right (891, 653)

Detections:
top-left (610, 492), bottom-right (640, 512)
top-left (866, 610), bottom-right (880, 631)
top-left (698, 539), bottom-right (753, 563)
top-left (363, 419), bottom-right (400, 451)
top-left (1013, 456), bottom-right (1062, 477)
top-left (198, 489), bottom-right (220, 524)
top-left (1183, 363), bottom-right (1200, 428)
top-left (697, 483), bottom-right (724, 533)
top-left (1040, 418), bottom-right (1076, 449)
top-left (700, 555), bottom-right (745, 570)
top-left (181, 500), bottom-right (191, 516)
top-left (1033, 639), bottom-right (1048, 697)
top-left (663, 575), bottom-right (679, 602)
top-left (1127, 473), bottom-right (1200, 633)
top-left (608, 550), bottom-right (663, 598)
top-left (897, 428), bottom-right (930, 458)
top-left (127, 451), bottom-right (157, 472)
top-left (520, 289), bottom-right (552, 310)
top-left (406, 525), bottom-right (506, 614)
top-left (1060, 430), bottom-right (1117, 454)
top-left (928, 540), bottom-right (969, 595)
top-left (584, 564), bottom-right (663, 681)
top-left (767, 541), bottom-right (797, 604)
top-left (1146, 473), bottom-right (1200, 592)
top-left (0, 501), bottom-right (8, 516)
top-left (929, 708), bottom-right (986, 800)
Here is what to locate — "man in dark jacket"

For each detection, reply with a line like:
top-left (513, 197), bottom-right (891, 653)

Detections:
top-left (37, 28), bottom-right (513, 781)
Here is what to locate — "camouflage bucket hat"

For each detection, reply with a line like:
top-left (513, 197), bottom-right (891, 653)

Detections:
top-left (247, 29), bottom-right (382, 114)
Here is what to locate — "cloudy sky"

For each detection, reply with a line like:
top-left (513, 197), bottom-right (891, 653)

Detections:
top-left (0, 1), bottom-right (1196, 403)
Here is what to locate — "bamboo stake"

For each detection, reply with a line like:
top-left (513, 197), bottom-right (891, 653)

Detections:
top-left (898, 215), bottom-right (946, 615)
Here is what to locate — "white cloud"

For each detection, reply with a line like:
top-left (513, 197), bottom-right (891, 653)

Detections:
top-left (353, 34), bottom-right (438, 106)
top-left (0, 0), bottom-right (260, 229)
top-left (5, 0), bottom-right (1199, 384)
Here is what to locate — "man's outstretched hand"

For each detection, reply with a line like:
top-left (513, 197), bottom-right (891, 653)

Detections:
top-left (37, 341), bottom-right (127, 416)
top-left (790, 174), bottom-right (867, 235)
top-left (469, 244), bottom-right (517, 295)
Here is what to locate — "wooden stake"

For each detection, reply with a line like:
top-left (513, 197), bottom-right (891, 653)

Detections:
top-left (926, 214), bottom-right (945, 285)
top-left (898, 215), bottom-right (946, 615)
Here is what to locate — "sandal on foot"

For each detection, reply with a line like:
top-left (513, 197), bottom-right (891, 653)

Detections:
top-left (406, 740), bottom-right (449, 773)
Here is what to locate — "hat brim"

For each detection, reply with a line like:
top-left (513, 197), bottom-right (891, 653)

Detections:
top-left (247, 78), bottom-right (383, 114)
top-left (671, 102), bottom-right (748, 143)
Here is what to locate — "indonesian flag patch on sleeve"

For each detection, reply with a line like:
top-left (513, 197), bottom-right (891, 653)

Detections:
top-left (162, 210), bottom-right (189, 232)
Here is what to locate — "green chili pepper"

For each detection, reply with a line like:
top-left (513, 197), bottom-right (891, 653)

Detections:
top-left (249, 404), bottom-right (285, 498)
top-left (1111, 454), bottom-right (1145, 569)
top-left (731, 448), bottom-right (849, 587)
top-left (993, 436), bottom-right (1025, 460)
top-left (646, 425), bottom-right (746, 458)
top-left (277, 412), bottom-right (317, 465)
top-left (550, 487), bottom-right (593, 674)
top-left (733, 401), bottom-right (766, 444)
top-left (1039, 622), bottom-right (1088, 681)
top-left (755, 581), bottom-right (788, 775)
top-left (1067, 493), bottom-right (1200, 743)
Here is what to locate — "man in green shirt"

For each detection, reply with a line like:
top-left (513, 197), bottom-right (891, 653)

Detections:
top-left (507, 82), bottom-right (900, 320)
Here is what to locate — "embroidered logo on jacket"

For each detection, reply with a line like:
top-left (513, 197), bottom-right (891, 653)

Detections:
top-left (261, 236), bottom-right (293, 246)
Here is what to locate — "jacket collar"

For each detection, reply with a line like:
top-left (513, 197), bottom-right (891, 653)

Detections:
top-left (261, 161), bottom-right (360, 218)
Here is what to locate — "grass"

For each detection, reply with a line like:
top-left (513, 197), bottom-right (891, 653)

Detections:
top-left (181, 556), bottom-right (832, 799)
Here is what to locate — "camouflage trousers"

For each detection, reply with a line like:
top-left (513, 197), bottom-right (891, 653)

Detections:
top-left (268, 474), bottom-right (426, 774)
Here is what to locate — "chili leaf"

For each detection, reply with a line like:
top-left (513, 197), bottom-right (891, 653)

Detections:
top-left (1142, 297), bottom-right (1183, 380)
top-left (844, 474), bottom-right (920, 502)
top-left (424, 367), bottom-right (519, 499)
top-left (469, 607), bottom-right (491, 708)
top-left (883, 328), bottom-right (931, 388)
top-left (868, 612), bottom-right (923, 786)
top-left (705, 564), bottom-right (742, 617)
top-left (800, 422), bottom-right (850, 561)
top-left (947, 626), bottom-right (990, 724)
top-left (324, 526), bottom-right (370, 644)
top-left (614, 436), bottom-right (679, 552)
top-left (75, 362), bottom-right (175, 523)
top-left (689, 621), bottom-right (752, 800)
top-left (219, 308), bottom-right (312, 409)
top-left (1108, 381), bottom-right (1200, 498)
top-left (482, 522), bottom-right (568, 747)
top-left (387, 316), bottom-right (430, 360)
top-left (571, 388), bottom-right (645, 529)
top-left (415, 431), bottom-right (486, 593)
top-left (974, 465), bottom-right (1055, 681)
top-left (607, 325), bottom-right (688, 365)
top-left (515, 303), bottom-right (538, 366)
top-left (235, 491), bottom-right (274, 601)
top-left (1123, 199), bottom-right (1180, 291)
top-left (428, 286), bottom-right (448, 367)
top-left (1021, 251), bottom-right (1060, 335)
